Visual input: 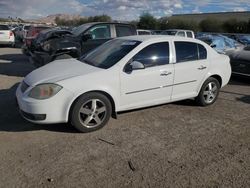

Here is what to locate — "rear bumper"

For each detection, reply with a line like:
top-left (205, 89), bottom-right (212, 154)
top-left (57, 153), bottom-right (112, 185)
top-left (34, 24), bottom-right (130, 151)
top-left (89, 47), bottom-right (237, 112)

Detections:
top-left (0, 41), bottom-right (14, 45)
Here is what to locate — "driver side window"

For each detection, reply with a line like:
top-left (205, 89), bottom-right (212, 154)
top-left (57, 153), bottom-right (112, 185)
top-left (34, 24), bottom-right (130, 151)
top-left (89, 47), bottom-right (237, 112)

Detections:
top-left (87, 25), bottom-right (111, 39)
top-left (133, 42), bottom-right (169, 68)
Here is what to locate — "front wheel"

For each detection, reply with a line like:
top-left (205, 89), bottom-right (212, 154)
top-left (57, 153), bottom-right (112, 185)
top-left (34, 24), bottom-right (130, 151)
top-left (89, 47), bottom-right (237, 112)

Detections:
top-left (195, 77), bottom-right (220, 106)
top-left (70, 92), bottom-right (112, 133)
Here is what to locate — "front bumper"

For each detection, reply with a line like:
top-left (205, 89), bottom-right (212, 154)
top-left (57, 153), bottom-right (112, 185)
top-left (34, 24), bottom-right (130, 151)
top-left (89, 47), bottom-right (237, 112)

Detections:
top-left (16, 83), bottom-right (74, 124)
top-left (29, 51), bottom-right (53, 67)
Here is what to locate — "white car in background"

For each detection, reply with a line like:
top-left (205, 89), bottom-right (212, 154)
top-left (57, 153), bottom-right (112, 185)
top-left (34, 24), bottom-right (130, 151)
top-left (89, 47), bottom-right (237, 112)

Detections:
top-left (0, 24), bottom-right (15, 46)
top-left (16, 36), bottom-right (231, 132)
top-left (161, 29), bottom-right (195, 38)
top-left (137, 29), bottom-right (153, 35)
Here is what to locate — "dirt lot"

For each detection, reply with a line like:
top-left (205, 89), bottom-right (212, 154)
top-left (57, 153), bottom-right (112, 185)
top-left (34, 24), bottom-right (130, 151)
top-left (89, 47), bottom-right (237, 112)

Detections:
top-left (0, 47), bottom-right (249, 188)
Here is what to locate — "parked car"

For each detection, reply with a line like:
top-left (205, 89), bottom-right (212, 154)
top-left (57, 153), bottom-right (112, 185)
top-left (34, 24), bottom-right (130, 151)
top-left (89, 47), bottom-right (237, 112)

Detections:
top-left (12, 25), bottom-right (22, 40)
top-left (137, 29), bottom-right (153, 35)
top-left (197, 34), bottom-right (244, 54)
top-left (228, 34), bottom-right (250, 46)
top-left (16, 35), bottom-right (231, 132)
top-left (30, 22), bottom-right (137, 67)
top-left (198, 34), bottom-right (248, 77)
top-left (229, 47), bottom-right (250, 77)
top-left (151, 30), bottom-right (164, 35)
top-left (161, 29), bottom-right (195, 38)
top-left (0, 24), bottom-right (15, 46)
top-left (21, 25), bottom-right (31, 41)
top-left (22, 25), bottom-right (53, 55)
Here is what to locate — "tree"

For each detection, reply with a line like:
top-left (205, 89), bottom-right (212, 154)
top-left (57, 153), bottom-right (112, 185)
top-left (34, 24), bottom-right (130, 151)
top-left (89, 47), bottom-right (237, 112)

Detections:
top-left (55, 15), bottom-right (111, 26)
top-left (88, 15), bottom-right (112, 22)
top-left (199, 18), bottom-right (223, 32)
top-left (137, 13), bottom-right (159, 30)
top-left (160, 18), bottom-right (199, 32)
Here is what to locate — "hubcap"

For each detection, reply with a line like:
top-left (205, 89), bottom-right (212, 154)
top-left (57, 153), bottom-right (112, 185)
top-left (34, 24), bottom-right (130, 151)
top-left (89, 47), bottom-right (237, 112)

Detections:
top-left (203, 82), bottom-right (218, 104)
top-left (78, 99), bottom-right (107, 128)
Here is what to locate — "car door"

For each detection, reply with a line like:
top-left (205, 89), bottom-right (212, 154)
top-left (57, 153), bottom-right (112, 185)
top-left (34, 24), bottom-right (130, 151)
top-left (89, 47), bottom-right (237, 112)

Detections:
top-left (120, 42), bottom-right (174, 110)
top-left (81, 24), bottom-right (112, 55)
top-left (231, 51), bottom-right (250, 76)
top-left (172, 41), bottom-right (209, 100)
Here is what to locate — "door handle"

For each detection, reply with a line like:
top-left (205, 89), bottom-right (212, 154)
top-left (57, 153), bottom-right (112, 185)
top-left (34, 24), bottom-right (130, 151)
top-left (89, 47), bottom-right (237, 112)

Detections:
top-left (160, 71), bottom-right (172, 76)
top-left (198, 65), bottom-right (207, 70)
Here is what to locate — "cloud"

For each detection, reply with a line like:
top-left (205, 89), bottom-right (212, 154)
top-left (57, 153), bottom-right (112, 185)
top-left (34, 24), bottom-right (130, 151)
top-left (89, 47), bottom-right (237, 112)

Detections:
top-left (0, 0), bottom-right (249, 21)
top-left (233, 7), bottom-right (247, 12)
top-left (0, 0), bottom-right (87, 18)
top-left (174, 3), bottom-right (183, 9)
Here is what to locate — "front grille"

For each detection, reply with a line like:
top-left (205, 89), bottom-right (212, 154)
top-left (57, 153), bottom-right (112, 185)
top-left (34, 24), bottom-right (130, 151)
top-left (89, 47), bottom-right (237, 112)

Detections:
top-left (21, 81), bottom-right (29, 93)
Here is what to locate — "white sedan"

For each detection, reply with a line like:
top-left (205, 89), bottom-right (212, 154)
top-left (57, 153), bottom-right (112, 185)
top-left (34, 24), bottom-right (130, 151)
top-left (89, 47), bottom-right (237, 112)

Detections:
top-left (16, 36), bottom-right (231, 132)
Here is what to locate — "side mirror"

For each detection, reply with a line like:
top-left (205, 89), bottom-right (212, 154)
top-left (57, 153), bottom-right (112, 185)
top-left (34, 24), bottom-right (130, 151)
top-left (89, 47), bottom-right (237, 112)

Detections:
top-left (210, 44), bottom-right (216, 48)
top-left (82, 34), bottom-right (92, 41)
top-left (124, 61), bottom-right (145, 74)
top-left (131, 61), bottom-right (145, 70)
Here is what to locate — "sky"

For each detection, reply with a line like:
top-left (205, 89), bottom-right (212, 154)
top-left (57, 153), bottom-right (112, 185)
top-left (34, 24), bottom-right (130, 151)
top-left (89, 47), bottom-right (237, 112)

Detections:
top-left (0, 0), bottom-right (250, 20)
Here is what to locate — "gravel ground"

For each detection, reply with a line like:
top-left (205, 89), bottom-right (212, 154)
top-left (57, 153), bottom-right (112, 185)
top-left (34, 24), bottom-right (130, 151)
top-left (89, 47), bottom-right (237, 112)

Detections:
top-left (0, 47), bottom-right (249, 188)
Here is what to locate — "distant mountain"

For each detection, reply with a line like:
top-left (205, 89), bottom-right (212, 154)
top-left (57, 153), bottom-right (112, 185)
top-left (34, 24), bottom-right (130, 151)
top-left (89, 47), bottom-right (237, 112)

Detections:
top-left (27, 14), bottom-right (85, 24)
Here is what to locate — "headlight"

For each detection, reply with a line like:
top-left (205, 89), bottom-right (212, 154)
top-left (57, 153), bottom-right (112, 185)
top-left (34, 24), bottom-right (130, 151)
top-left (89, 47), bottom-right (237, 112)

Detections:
top-left (28, 84), bottom-right (62, 100)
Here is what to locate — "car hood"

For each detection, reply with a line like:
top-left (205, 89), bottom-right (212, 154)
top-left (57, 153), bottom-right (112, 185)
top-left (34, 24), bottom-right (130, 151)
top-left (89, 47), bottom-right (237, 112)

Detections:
top-left (35, 28), bottom-right (74, 44)
top-left (24, 58), bottom-right (101, 86)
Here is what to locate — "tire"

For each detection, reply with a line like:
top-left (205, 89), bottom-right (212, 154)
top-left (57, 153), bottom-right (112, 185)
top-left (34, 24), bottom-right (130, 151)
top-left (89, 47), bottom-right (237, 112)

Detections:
top-left (55, 54), bottom-right (72, 60)
top-left (11, 42), bottom-right (15, 48)
top-left (70, 92), bottom-right (112, 133)
top-left (195, 77), bottom-right (220, 106)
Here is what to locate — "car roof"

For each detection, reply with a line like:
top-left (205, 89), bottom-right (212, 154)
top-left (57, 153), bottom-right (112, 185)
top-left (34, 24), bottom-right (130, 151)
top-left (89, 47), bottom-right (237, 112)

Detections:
top-left (119, 35), bottom-right (200, 43)
top-left (137, 29), bottom-right (151, 32)
top-left (165, 29), bottom-right (193, 32)
top-left (80, 22), bottom-right (135, 26)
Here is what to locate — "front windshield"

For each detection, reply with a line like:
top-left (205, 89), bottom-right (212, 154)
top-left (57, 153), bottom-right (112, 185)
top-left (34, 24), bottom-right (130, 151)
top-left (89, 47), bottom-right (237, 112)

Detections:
top-left (72, 23), bottom-right (93, 36)
top-left (162, 30), bottom-right (177, 35)
top-left (80, 39), bottom-right (141, 69)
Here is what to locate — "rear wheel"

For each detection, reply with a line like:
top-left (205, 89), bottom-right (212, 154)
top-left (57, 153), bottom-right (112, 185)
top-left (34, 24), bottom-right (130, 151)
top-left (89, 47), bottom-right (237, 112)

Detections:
top-left (70, 92), bottom-right (112, 133)
top-left (195, 77), bottom-right (220, 106)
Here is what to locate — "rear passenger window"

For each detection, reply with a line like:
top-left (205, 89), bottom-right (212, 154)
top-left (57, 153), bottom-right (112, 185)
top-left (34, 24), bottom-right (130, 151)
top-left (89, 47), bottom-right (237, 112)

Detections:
top-left (133, 42), bottom-right (169, 67)
top-left (177, 31), bottom-right (185, 37)
top-left (116, 25), bottom-right (135, 37)
top-left (198, 44), bottom-right (207, 59)
top-left (175, 42), bottom-right (198, 62)
top-left (187, 32), bottom-right (193, 38)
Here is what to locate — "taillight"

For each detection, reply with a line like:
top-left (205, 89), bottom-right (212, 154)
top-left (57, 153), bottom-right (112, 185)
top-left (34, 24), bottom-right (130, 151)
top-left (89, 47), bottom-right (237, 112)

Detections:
top-left (9, 31), bottom-right (13, 37)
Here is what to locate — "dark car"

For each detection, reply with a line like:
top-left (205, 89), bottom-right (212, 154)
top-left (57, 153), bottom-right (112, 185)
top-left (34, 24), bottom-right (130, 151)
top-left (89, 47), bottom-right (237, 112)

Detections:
top-left (229, 48), bottom-right (250, 77)
top-left (29, 22), bottom-right (137, 67)
top-left (22, 25), bottom-right (53, 55)
top-left (228, 34), bottom-right (250, 46)
top-left (198, 34), bottom-right (249, 77)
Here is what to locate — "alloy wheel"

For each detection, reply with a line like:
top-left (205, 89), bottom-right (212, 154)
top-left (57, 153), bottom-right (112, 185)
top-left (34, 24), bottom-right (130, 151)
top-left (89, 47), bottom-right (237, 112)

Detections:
top-left (203, 82), bottom-right (218, 104)
top-left (78, 99), bottom-right (107, 128)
